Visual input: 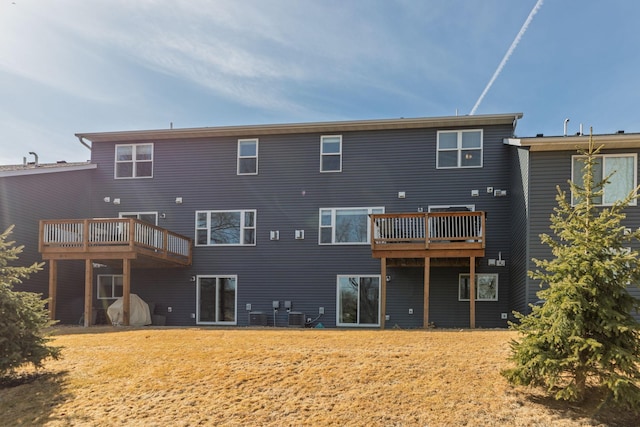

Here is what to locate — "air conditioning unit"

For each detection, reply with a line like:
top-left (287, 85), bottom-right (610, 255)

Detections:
top-left (288, 311), bottom-right (305, 327)
top-left (249, 311), bottom-right (268, 326)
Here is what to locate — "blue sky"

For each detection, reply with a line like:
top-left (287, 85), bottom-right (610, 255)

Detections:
top-left (1, 0), bottom-right (639, 164)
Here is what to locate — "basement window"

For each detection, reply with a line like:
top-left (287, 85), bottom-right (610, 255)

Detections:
top-left (97, 275), bottom-right (123, 299)
top-left (458, 273), bottom-right (498, 301)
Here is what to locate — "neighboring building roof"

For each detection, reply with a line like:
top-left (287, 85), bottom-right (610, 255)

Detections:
top-left (75, 113), bottom-right (524, 143)
top-left (0, 161), bottom-right (96, 178)
top-left (505, 131), bottom-right (640, 152)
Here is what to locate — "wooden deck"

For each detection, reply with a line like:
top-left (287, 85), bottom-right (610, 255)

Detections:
top-left (39, 218), bottom-right (192, 267)
top-left (369, 211), bottom-right (486, 329)
top-left (39, 218), bottom-right (193, 327)
top-left (369, 211), bottom-right (485, 259)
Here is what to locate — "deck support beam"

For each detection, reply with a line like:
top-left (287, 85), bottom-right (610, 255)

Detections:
top-left (48, 259), bottom-right (57, 321)
top-left (470, 256), bottom-right (476, 329)
top-left (83, 259), bottom-right (93, 327)
top-left (423, 257), bottom-right (430, 328)
top-left (123, 258), bottom-right (131, 326)
top-left (380, 257), bottom-right (387, 329)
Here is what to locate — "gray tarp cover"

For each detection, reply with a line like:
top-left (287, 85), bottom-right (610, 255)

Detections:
top-left (107, 294), bottom-right (152, 326)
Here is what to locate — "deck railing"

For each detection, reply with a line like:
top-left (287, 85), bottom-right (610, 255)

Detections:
top-left (370, 212), bottom-right (485, 250)
top-left (40, 218), bottom-right (192, 265)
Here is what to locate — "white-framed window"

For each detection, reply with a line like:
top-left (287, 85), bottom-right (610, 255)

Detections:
top-left (115, 143), bottom-right (153, 178)
top-left (437, 130), bottom-right (483, 168)
top-left (428, 205), bottom-right (475, 213)
top-left (458, 273), bottom-right (498, 301)
top-left (196, 275), bottom-right (237, 325)
top-left (321, 135), bottom-right (342, 172)
top-left (237, 139), bottom-right (258, 175)
top-left (97, 274), bottom-right (123, 299)
top-left (319, 207), bottom-right (384, 244)
top-left (571, 154), bottom-right (637, 206)
top-left (195, 210), bottom-right (256, 246)
top-left (337, 275), bottom-right (380, 327)
top-left (119, 212), bottom-right (158, 225)
top-left (120, 212), bottom-right (159, 248)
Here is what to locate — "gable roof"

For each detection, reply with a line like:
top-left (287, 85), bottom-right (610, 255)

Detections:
top-left (76, 113), bottom-right (523, 144)
top-left (0, 161), bottom-right (96, 178)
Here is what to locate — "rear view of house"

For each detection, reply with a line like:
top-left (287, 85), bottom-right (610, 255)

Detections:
top-left (6, 113), bottom-right (532, 328)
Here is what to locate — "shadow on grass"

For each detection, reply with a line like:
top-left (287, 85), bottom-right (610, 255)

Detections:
top-left (526, 388), bottom-right (640, 427)
top-left (0, 370), bottom-right (88, 426)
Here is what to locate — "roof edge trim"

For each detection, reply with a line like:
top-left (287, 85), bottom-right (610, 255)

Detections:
top-left (76, 113), bottom-right (523, 143)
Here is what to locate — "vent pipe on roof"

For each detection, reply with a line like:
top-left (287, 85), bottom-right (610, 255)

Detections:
top-left (563, 118), bottom-right (570, 136)
top-left (28, 152), bottom-right (38, 166)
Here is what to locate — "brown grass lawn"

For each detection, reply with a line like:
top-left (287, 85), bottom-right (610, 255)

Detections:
top-left (1, 327), bottom-right (638, 426)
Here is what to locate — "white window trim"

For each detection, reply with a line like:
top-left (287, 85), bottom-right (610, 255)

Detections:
top-left (319, 207), bottom-right (385, 245)
top-left (237, 138), bottom-right (259, 175)
top-left (436, 129), bottom-right (483, 169)
top-left (458, 273), bottom-right (498, 301)
top-left (97, 274), bottom-right (123, 299)
top-left (114, 143), bottom-right (154, 179)
top-left (320, 135), bottom-right (342, 173)
top-left (336, 274), bottom-right (381, 327)
top-left (195, 210), bottom-right (257, 247)
top-left (196, 275), bottom-right (238, 325)
top-left (571, 153), bottom-right (637, 206)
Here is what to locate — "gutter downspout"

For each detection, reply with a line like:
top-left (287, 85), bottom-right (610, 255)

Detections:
top-left (77, 136), bottom-right (92, 151)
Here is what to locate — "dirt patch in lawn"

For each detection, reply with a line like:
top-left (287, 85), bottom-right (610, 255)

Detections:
top-left (1, 327), bottom-right (637, 426)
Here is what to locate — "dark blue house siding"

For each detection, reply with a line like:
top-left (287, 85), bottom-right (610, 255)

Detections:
top-left (508, 146), bottom-right (530, 315)
top-left (0, 168), bottom-right (94, 324)
top-left (527, 148), bottom-right (640, 318)
top-left (83, 119), bottom-right (518, 328)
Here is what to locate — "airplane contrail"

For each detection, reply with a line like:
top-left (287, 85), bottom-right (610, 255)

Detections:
top-left (469, 0), bottom-right (544, 115)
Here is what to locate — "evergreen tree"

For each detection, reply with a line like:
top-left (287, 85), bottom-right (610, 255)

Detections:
top-left (0, 225), bottom-right (61, 376)
top-left (503, 133), bottom-right (640, 409)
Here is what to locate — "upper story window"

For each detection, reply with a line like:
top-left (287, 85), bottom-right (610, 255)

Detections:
top-left (238, 139), bottom-right (258, 175)
top-left (320, 207), bottom-right (384, 244)
top-left (115, 143), bottom-right (153, 178)
top-left (97, 274), bottom-right (123, 299)
top-left (321, 135), bottom-right (342, 172)
top-left (572, 154), bottom-right (637, 206)
top-left (196, 210), bottom-right (256, 246)
top-left (437, 130), bottom-right (483, 168)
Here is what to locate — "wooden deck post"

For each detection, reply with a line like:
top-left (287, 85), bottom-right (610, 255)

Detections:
top-left (423, 257), bottom-right (430, 328)
top-left (470, 256), bottom-right (476, 329)
top-left (84, 259), bottom-right (93, 327)
top-left (48, 259), bottom-right (57, 321)
top-left (123, 258), bottom-right (131, 326)
top-left (380, 257), bottom-right (387, 329)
